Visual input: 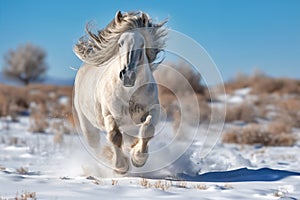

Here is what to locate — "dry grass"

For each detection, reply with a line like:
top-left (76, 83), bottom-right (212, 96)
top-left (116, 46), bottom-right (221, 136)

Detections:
top-left (3, 191), bottom-right (37, 200)
top-left (0, 83), bottom-right (74, 134)
top-left (1, 68), bottom-right (299, 148)
top-left (225, 103), bottom-right (256, 123)
top-left (28, 104), bottom-right (48, 133)
top-left (267, 120), bottom-right (292, 134)
top-left (225, 72), bottom-right (300, 95)
top-left (154, 61), bottom-right (211, 127)
top-left (0, 84), bottom-right (73, 117)
top-left (174, 181), bottom-right (188, 188)
top-left (274, 97), bottom-right (300, 128)
top-left (111, 179), bottom-right (118, 186)
top-left (140, 178), bottom-right (152, 188)
top-left (223, 73), bottom-right (300, 147)
top-left (0, 93), bottom-right (9, 116)
top-left (158, 89), bottom-right (211, 131)
top-left (153, 180), bottom-right (170, 191)
top-left (50, 120), bottom-right (72, 135)
top-left (223, 123), bottom-right (296, 146)
top-left (154, 61), bottom-right (206, 96)
top-left (223, 183), bottom-right (234, 189)
top-left (252, 94), bottom-right (300, 128)
top-left (139, 178), bottom-right (172, 190)
top-left (0, 85), bottom-right (28, 120)
top-left (16, 167), bottom-right (29, 175)
top-left (194, 184), bottom-right (208, 190)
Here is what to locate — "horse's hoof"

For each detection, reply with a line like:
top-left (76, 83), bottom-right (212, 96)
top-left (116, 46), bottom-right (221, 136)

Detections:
top-left (131, 157), bottom-right (147, 167)
top-left (131, 148), bottom-right (148, 168)
top-left (114, 167), bottom-right (128, 175)
top-left (114, 156), bottom-right (129, 174)
top-left (114, 163), bottom-right (129, 174)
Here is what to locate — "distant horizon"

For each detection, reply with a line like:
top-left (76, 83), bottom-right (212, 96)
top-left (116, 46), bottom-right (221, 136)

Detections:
top-left (0, 72), bottom-right (75, 86)
top-left (1, 64), bottom-right (299, 87)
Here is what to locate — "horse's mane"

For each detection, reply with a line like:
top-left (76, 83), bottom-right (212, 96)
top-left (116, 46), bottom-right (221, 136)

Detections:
top-left (74, 11), bottom-right (167, 66)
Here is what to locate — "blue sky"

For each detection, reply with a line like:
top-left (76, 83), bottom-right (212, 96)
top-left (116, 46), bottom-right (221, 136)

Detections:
top-left (0, 0), bottom-right (299, 82)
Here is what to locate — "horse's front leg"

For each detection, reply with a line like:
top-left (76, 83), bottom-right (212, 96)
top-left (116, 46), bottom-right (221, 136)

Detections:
top-left (131, 115), bottom-right (155, 167)
top-left (104, 114), bottom-right (129, 174)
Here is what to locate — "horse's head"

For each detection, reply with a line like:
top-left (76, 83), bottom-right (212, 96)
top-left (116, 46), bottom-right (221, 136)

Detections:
top-left (118, 30), bottom-right (146, 87)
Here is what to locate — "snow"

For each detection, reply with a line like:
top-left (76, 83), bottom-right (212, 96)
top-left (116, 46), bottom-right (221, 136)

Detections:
top-left (216, 87), bottom-right (255, 105)
top-left (234, 87), bottom-right (251, 96)
top-left (59, 96), bottom-right (70, 105)
top-left (1, 115), bottom-right (300, 200)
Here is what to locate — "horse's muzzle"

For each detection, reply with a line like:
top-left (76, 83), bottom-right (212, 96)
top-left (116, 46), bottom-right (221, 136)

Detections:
top-left (121, 71), bottom-right (136, 87)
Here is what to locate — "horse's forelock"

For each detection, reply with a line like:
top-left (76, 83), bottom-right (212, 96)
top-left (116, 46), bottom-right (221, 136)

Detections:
top-left (74, 11), bottom-right (167, 66)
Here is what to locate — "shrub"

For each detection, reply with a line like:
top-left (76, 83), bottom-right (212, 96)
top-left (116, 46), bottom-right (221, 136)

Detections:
top-left (28, 103), bottom-right (48, 133)
top-left (0, 83), bottom-right (73, 134)
top-left (156, 66), bottom-right (212, 130)
top-left (154, 61), bottom-right (206, 96)
top-left (225, 70), bottom-right (300, 95)
top-left (267, 120), bottom-right (292, 134)
top-left (223, 123), bottom-right (296, 146)
top-left (225, 103), bottom-right (256, 122)
top-left (0, 93), bottom-right (8, 116)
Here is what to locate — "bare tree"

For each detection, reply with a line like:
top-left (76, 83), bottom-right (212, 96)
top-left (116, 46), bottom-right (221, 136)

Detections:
top-left (2, 43), bottom-right (48, 85)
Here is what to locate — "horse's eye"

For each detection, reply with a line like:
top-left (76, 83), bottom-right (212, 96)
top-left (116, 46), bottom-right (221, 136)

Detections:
top-left (119, 41), bottom-right (124, 48)
top-left (119, 69), bottom-right (126, 80)
top-left (119, 71), bottom-right (123, 79)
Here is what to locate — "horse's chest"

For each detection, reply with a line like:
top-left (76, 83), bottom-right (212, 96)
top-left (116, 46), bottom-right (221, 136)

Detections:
top-left (112, 83), bottom-right (158, 126)
top-left (117, 100), bottom-right (149, 124)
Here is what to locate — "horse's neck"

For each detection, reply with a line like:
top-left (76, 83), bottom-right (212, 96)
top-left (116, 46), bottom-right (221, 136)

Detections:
top-left (136, 62), bottom-right (154, 85)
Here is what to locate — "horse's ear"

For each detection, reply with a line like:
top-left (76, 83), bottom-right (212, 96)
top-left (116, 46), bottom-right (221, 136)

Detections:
top-left (141, 13), bottom-right (148, 26)
top-left (150, 50), bottom-right (165, 71)
top-left (115, 11), bottom-right (123, 24)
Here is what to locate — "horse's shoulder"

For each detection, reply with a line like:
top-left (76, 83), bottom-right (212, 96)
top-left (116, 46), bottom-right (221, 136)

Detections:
top-left (77, 63), bottom-right (96, 74)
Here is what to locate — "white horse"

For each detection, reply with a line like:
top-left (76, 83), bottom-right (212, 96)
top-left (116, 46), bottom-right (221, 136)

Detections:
top-left (73, 11), bottom-right (167, 174)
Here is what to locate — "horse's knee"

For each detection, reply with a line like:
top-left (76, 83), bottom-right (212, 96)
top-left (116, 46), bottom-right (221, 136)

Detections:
top-left (104, 115), bottom-right (116, 133)
top-left (140, 123), bottom-right (155, 139)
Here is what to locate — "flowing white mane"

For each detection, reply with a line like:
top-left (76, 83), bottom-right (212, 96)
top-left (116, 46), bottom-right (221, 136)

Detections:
top-left (74, 11), bottom-right (167, 66)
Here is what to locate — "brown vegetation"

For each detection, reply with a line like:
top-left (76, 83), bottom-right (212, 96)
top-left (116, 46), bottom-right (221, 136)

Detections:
top-left (222, 71), bottom-right (300, 146)
top-left (225, 103), bottom-right (256, 123)
top-left (153, 180), bottom-right (170, 191)
top-left (225, 72), bottom-right (300, 95)
top-left (154, 62), bottom-right (212, 127)
top-left (2, 66), bottom-right (299, 148)
top-left (0, 84), bottom-right (73, 134)
top-left (223, 123), bottom-right (296, 146)
top-left (7, 191), bottom-right (37, 200)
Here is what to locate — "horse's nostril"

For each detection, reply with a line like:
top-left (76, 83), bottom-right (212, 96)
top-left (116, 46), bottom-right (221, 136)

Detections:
top-left (119, 69), bottom-right (126, 80)
top-left (130, 71), bottom-right (136, 80)
top-left (119, 71), bottom-right (123, 80)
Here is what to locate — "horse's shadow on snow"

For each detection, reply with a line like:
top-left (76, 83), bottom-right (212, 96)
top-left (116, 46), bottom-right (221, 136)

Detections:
top-left (173, 168), bottom-right (300, 182)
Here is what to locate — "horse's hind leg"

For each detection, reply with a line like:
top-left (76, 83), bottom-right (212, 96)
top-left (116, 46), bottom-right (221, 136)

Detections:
top-left (104, 114), bottom-right (129, 174)
top-left (77, 112), bottom-right (101, 154)
top-left (131, 115), bottom-right (155, 167)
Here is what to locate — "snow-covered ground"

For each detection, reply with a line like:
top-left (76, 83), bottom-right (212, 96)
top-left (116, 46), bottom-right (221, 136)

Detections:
top-left (1, 115), bottom-right (300, 200)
